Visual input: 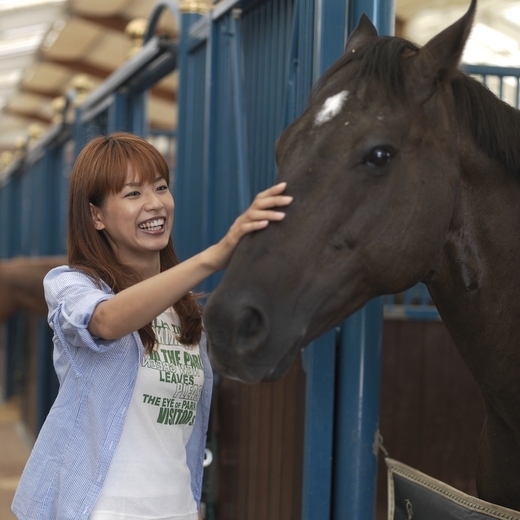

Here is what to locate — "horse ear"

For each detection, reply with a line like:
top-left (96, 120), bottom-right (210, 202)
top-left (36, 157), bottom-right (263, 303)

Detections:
top-left (345, 14), bottom-right (378, 55)
top-left (412, 0), bottom-right (476, 99)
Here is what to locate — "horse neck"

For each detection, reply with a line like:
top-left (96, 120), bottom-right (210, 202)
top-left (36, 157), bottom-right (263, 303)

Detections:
top-left (426, 141), bottom-right (520, 383)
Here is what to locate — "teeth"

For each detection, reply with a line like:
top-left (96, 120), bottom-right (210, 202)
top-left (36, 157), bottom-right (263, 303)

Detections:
top-left (139, 218), bottom-right (164, 230)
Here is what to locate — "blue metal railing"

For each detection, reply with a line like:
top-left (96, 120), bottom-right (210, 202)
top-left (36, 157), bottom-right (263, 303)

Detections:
top-left (463, 64), bottom-right (520, 108)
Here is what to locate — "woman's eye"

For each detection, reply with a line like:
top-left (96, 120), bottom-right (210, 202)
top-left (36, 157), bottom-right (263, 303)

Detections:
top-left (157, 185), bottom-right (168, 191)
top-left (125, 191), bottom-right (140, 197)
top-left (364, 147), bottom-right (394, 168)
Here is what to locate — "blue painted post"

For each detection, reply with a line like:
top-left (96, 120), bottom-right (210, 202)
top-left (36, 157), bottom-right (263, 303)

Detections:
top-left (129, 93), bottom-right (147, 137)
top-left (301, 329), bottom-right (338, 519)
top-left (108, 93), bottom-right (129, 134)
top-left (332, 298), bottom-right (384, 519)
top-left (229, 12), bottom-right (251, 214)
top-left (332, 2), bottom-right (394, 519)
top-left (301, 0), bottom-right (346, 516)
top-left (176, 8), bottom-right (208, 247)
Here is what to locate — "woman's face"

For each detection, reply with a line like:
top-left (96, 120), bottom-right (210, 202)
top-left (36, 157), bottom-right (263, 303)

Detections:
top-left (90, 168), bottom-right (174, 268)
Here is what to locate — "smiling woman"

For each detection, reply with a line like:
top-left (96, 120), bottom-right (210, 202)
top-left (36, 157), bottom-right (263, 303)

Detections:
top-left (11, 132), bottom-right (292, 520)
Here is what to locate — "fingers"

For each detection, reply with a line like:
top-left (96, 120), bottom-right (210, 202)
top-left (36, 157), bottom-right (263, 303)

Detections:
top-left (251, 182), bottom-right (293, 211)
top-left (255, 181), bottom-right (288, 198)
top-left (243, 208), bottom-right (287, 223)
top-left (238, 220), bottom-right (270, 234)
top-left (228, 182), bottom-right (292, 242)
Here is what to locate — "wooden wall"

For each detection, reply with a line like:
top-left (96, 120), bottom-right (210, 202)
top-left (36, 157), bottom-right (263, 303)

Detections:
top-left (212, 350), bottom-right (306, 520)
top-left (211, 319), bottom-right (486, 520)
top-left (376, 320), bottom-right (486, 518)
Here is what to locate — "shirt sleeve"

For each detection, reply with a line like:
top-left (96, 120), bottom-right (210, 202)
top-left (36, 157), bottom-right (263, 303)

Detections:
top-left (44, 266), bottom-right (119, 355)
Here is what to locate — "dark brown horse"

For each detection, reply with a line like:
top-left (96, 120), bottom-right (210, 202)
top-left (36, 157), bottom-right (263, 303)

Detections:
top-left (0, 256), bottom-right (66, 322)
top-left (204, 0), bottom-right (520, 510)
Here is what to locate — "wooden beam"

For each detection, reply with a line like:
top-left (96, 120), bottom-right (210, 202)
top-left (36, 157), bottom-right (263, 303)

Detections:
top-left (19, 85), bottom-right (63, 100)
top-left (44, 57), bottom-right (176, 101)
top-left (76, 14), bottom-right (130, 33)
top-left (151, 86), bottom-right (176, 102)
top-left (46, 58), bottom-right (111, 80)
top-left (4, 108), bottom-right (51, 125)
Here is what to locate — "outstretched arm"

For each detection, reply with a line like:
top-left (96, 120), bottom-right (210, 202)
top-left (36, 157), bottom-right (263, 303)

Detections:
top-left (88, 183), bottom-right (292, 340)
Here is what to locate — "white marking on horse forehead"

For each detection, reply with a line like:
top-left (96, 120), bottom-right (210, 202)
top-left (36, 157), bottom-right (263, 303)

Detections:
top-left (315, 90), bottom-right (349, 126)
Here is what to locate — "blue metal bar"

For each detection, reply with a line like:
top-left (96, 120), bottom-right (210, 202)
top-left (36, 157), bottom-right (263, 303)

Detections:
top-left (301, 329), bottom-right (337, 519)
top-left (175, 10), bottom-right (209, 263)
top-left (230, 12), bottom-right (251, 213)
top-left (145, 0), bottom-right (181, 43)
top-left (203, 16), bottom-right (220, 267)
top-left (282, 0), bottom-right (299, 125)
top-left (73, 107), bottom-right (88, 159)
top-left (108, 92), bottom-right (129, 134)
top-left (312, 0), bottom-right (347, 82)
top-left (129, 92), bottom-right (147, 136)
top-left (333, 298), bottom-right (384, 519)
top-left (462, 64), bottom-right (520, 77)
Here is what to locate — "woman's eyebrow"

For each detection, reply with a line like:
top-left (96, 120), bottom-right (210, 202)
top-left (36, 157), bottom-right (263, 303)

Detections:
top-left (123, 176), bottom-right (163, 187)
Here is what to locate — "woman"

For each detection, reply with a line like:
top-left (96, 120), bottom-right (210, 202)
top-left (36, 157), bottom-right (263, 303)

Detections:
top-left (12, 132), bottom-right (292, 520)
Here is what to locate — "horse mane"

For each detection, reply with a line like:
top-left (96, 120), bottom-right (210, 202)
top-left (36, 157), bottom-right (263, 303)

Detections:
top-left (311, 37), bottom-right (419, 102)
top-left (312, 36), bottom-right (520, 178)
top-left (451, 73), bottom-right (520, 178)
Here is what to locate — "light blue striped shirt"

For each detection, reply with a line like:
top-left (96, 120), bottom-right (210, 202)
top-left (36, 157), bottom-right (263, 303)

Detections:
top-left (12, 266), bottom-right (213, 520)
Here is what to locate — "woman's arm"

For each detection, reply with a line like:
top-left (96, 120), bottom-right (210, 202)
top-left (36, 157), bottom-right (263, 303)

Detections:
top-left (88, 183), bottom-right (292, 340)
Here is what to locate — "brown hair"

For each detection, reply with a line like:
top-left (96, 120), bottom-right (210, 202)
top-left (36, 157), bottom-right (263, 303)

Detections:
top-left (68, 132), bottom-right (202, 353)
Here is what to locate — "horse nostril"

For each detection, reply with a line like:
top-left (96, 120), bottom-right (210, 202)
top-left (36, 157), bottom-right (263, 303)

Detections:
top-left (235, 306), bottom-right (270, 355)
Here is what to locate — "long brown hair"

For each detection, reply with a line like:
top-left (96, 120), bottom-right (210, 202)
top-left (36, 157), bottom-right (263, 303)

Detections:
top-left (68, 132), bottom-right (202, 353)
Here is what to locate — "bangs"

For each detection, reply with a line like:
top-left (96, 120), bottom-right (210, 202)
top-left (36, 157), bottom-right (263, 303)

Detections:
top-left (85, 133), bottom-right (170, 205)
top-left (120, 142), bottom-right (171, 189)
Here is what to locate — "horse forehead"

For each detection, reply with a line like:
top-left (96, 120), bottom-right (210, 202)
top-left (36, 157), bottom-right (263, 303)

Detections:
top-left (314, 90), bottom-right (350, 126)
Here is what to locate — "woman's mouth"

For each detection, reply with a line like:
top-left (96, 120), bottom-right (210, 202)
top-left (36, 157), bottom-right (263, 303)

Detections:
top-left (138, 218), bottom-right (165, 232)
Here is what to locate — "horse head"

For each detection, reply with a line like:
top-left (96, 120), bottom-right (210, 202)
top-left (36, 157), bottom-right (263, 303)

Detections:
top-left (204, 0), bottom-right (477, 383)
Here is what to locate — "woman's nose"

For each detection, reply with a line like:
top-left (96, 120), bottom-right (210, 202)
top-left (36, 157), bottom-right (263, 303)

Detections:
top-left (144, 191), bottom-right (163, 210)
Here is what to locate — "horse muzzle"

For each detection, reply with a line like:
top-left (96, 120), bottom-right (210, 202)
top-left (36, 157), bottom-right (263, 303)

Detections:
top-left (204, 290), bottom-right (302, 383)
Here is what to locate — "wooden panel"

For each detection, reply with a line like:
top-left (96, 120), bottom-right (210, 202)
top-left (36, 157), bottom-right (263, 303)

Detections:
top-left (376, 320), bottom-right (486, 519)
top-left (214, 350), bottom-right (306, 520)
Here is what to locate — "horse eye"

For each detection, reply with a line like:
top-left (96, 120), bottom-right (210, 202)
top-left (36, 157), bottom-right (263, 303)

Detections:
top-left (364, 147), bottom-right (394, 168)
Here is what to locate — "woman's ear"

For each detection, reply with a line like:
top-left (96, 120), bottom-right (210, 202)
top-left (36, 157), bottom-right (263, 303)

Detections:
top-left (89, 203), bottom-right (105, 231)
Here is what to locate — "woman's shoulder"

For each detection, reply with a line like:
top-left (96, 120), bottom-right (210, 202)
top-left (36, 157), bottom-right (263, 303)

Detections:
top-left (44, 265), bottom-right (111, 298)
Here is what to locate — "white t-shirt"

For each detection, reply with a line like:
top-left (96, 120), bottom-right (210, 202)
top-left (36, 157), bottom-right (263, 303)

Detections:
top-left (90, 309), bottom-right (204, 520)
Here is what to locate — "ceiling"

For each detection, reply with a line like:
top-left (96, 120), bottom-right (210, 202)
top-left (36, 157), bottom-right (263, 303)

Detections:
top-left (0, 0), bottom-right (179, 154)
top-left (0, 0), bottom-right (519, 155)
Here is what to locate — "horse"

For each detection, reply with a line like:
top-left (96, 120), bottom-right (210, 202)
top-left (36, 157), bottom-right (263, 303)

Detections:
top-left (204, 0), bottom-right (520, 510)
top-left (0, 256), bottom-right (67, 322)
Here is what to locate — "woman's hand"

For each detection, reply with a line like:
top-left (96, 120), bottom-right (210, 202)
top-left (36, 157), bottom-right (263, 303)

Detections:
top-left (205, 182), bottom-right (292, 271)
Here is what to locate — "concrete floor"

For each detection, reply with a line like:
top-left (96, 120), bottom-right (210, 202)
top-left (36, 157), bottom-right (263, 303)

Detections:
top-left (0, 398), bottom-right (30, 520)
